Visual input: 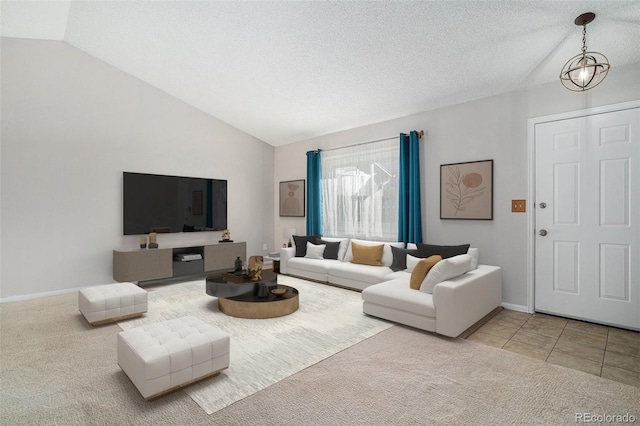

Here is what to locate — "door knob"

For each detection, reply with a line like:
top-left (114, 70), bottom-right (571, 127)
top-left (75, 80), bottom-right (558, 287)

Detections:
top-left (539, 229), bottom-right (547, 236)
top-left (539, 202), bottom-right (547, 209)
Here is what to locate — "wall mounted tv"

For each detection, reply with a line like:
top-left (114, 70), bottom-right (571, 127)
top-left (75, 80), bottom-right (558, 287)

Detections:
top-left (123, 172), bottom-right (227, 235)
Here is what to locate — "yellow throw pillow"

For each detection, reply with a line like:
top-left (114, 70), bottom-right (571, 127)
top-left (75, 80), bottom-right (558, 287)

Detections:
top-left (350, 242), bottom-right (384, 266)
top-left (410, 255), bottom-right (442, 290)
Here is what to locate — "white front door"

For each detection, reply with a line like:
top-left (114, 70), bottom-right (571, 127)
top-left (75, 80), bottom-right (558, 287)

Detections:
top-left (534, 106), bottom-right (639, 330)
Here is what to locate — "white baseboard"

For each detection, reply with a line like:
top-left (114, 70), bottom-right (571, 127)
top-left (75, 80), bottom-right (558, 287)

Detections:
top-left (501, 302), bottom-right (530, 313)
top-left (0, 286), bottom-right (85, 303)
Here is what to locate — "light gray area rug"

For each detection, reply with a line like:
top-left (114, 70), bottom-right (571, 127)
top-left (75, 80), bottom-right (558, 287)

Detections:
top-left (118, 275), bottom-right (393, 414)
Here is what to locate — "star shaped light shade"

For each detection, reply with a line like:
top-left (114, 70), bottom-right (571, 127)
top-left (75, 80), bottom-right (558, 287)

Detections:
top-left (559, 12), bottom-right (610, 92)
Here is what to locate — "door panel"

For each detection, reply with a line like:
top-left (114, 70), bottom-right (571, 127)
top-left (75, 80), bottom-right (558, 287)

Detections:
top-left (554, 162), bottom-right (579, 224)
top-left (599, 243), bottom-right (629, 301)
top-left (535, 107), bottom-right (639, 330)
top-left (600, 158), bottom-right (628, 226)
top-left (553, 241), bottom-right (579, 294)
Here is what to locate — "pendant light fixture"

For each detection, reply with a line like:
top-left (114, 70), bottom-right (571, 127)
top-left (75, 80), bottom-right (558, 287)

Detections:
top-left (559, 12), bottom-right (610, 92)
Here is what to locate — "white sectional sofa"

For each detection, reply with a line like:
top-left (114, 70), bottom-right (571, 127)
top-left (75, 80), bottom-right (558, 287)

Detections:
top-left (280, 237), bottom-right (502, 337)
top-left (281, 237), bottom-right (404, 290)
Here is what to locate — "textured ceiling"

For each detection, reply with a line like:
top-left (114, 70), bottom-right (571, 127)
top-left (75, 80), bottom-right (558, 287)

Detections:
top-left (2, 1), bottom-right (639, 146)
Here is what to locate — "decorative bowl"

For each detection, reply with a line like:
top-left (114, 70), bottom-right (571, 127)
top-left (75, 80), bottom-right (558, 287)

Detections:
top-left (271, 287), bottom-right (287, 297)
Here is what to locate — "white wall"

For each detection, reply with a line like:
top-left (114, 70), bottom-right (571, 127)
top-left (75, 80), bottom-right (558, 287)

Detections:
top-left (1, 38), bottom-right (275, 299)
top-left (274, 62), bottom-right (640, 308)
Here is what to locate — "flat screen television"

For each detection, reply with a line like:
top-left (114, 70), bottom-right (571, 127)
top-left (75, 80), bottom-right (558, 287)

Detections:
top-left (123, 172), bottom-right (227, 235)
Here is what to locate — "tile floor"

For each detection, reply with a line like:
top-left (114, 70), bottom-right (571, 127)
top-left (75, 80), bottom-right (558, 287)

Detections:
top-left (466, 309), bottom-right (640, 388)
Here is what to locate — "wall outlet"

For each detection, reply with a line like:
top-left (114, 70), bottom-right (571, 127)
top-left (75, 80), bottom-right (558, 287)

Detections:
top-left (511, 199), bottom-right (526, 212)
top-left (263, 243), bottom-right (268, 251)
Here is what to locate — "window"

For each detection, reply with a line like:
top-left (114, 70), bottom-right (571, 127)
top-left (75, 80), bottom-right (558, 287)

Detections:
top-left (321, 139), bottom-right (399, 240)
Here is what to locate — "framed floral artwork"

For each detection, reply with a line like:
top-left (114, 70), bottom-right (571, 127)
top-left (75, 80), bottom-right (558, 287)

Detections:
top-left (279, 179), bottom-right (305, 217)
top-left (440, 160), bottom-right (493, 220)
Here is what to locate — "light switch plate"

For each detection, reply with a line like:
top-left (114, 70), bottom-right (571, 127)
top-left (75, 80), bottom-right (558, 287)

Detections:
top-left (512, 200), bottom-right (526, 212)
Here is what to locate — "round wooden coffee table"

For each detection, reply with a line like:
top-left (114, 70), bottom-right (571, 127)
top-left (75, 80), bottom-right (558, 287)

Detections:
top-left (206, 271), bottom-right (299, 319)
top-left (218, 285), bottom-right (299, 319)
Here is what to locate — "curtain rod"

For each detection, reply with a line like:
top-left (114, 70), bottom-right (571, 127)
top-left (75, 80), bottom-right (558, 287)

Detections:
top-left (319, 130), bottom-right (424, 153)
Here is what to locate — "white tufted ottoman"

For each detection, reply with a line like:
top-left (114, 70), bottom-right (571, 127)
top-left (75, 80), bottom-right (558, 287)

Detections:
top-left (117, 316), bottom-right (230, 400)
top-left (78, 282), bottom-right (148, 326)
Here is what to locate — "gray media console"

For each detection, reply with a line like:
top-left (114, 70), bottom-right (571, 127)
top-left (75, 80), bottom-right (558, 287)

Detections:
top-left (113, 241), bottom-right (246, 283)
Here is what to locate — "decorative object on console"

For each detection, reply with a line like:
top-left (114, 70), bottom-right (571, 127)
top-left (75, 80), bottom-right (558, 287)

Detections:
top-left (219, 229), bottom-right (233, 243)
top-left (283, 228), bottom-right (297, 247)
top-left (440, 159), bottom-right (493, 220)
top-left (248, 255), bottom-right (263, 281)
top-left (279, 180), bottom-right (305, 217)
top-left (148, 232), bottom-right (159, 249)
top-left (559, 12), bottom-right (610, 92)
top-left (139, 236), bottom-right (147, 249)
top-left (234, 256), bottom-right (243, 273)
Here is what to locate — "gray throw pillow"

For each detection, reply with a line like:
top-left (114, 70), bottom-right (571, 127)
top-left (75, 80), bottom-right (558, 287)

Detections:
top-left (390, 246), bottom-right (419, 271)
top-left (416, 243), bottom-right (470, 259)
top-left (319, 239), bottom-right (340, 260)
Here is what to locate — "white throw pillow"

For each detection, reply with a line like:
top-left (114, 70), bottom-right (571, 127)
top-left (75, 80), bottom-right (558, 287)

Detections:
top-left (406, 254), bottom-right (421, 273)
top-left (304, 242), bottom-right (326, 260)
top-left (419, 254), bottom-right (472, 294)
top-left (467, 248), bottom-right (479, 270)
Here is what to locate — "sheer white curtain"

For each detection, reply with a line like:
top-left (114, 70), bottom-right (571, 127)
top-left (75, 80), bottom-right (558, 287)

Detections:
top-left (321, 139), bottom-right (399, 241)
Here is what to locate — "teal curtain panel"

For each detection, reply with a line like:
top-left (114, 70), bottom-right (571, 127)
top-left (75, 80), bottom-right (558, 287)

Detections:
top-left (306, 150), bottom-right (322, 235)
top-left (398, 131), bottom-right (423, 244)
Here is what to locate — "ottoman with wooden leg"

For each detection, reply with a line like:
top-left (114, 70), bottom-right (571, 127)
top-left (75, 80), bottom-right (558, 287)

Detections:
top-left (117, 316), bottom-right (230, 400)
top-left (78, 282), bottom-right (147, 326)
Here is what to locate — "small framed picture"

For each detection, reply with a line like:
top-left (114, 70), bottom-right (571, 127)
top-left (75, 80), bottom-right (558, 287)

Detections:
top-left (440, 159), bottom-right (493, 220)
top-left (279, 179), bottom-right (305, 217)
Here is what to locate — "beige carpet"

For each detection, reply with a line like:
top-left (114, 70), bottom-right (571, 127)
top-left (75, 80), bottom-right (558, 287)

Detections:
top-left (1, 280), bottom-right (638, 425)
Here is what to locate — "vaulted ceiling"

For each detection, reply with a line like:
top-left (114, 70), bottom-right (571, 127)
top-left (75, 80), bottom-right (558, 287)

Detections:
top-left (2, 1), bottom-right (639, 146)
